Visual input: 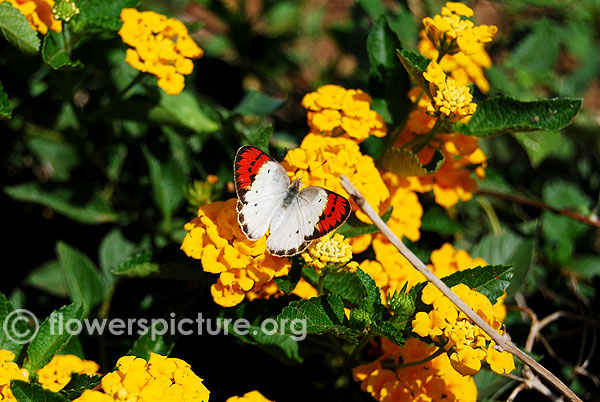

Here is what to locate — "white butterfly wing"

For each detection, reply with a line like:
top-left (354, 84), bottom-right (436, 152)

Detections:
top-left (235, 147), bottom-right (290, 241)
top-left (267, 187), bottom-right (329, 256)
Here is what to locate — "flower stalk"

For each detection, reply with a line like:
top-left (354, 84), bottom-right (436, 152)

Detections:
top-left (411, 117), bottom-right (444, 154)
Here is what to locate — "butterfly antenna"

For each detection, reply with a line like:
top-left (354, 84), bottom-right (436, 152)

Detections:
top-left (302, 159), bottom-right (328, 180)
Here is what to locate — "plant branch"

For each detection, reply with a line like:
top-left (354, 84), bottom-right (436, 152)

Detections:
top-left (398, 346), bottom-right (445, 368)
top-left (475, 188), bottom-right (600, 229)
top-left (412, 118), bottom-right (444, 154)
top-left (340, 174), bottom-right (581, 402)
top-left (317, 273), bottom-right (325, 294)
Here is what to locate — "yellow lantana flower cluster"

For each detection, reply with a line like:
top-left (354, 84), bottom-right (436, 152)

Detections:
top-left (0, 350), bottom-right (29, 402)
top-left (5, 0), bottom-right (61, 34)
top-left (412, 282), bottom-right (515, 376)
top-left (291, 277), bottom-right (319, 299)
top-left (420, 133), bottom-right (486, 209)
top-left (74, 353), bottom-right (209, 402)
top-left (37, 354), bottom-right (100, 392)
top-left (353, 338), bottom-right (477, 402)
top-left (226, 390), bottom-right (275, 402)
top-left (181, 198), bottom-right (291, 307)
top-left (429, 243), bottom-right (488, 278)
top-left (378, 172), bottom-right (423, 242)
top-left (362, 243), bottom-right (488, 305)
top-left (423, 61), bottom-right (477, 123)
top-left (419, 2), bottom-right (496, 93)
top-left (282, 133), bottom-right (389, 223)
top-left (118, 8), bottom-right (204, 95)
top-left (423, 2), bottom-right (497, 57)
top-left (301, 85), bottom-right (386, 142)
top-left (396, 89), bottom-right (487, 209)
top-left (301, 233), bottom-right (357, 273)
top-left (349, 171), bottom-right (424, 257)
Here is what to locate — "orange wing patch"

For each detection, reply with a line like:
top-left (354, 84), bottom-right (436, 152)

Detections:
top-left (310, 191), bottom-right (351, 239)
top-left (234, 146), bottom-right (273, 196)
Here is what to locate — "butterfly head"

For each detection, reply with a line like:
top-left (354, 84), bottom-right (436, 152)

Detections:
top-left (290, 178), bottom-right (302, 190)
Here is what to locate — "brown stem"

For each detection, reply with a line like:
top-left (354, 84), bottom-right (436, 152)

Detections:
top-left (340, 175), bottom-right (582, 402)
top-left (475, 188), bottom-right (600, 229)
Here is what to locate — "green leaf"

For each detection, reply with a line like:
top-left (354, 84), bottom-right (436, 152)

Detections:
top-left (232, 90), bottom-right (285, 116)
top-left (509, 19), bottom-right (560, 75)
top-left (59, 374), bottom-right (101, 401)
top-left (221, 317), bottom-right (303, 365)
top-left (301, 268), bottom-right (366, 306)
top-left (471, 230), bottom-right (534, 299)
top-left (69, 0), bottom-right (140, 34)
top-left (57, 242), bottom-right (104, 313)
top-left (336, 207), bottom-right (392, 238)
top-left (0, 2), bottom-right (41, 55)
top-left (98, 229), bottom-right (136, 293)
top-left (4, 183), bottom-right (118, 224)
top-left (348, 269), bottom-right (389, 333)
top-left (0, 80), bottom-right (12, 120)
top-left (143, 147), bottom-right (186, 221)
top-left (126, 320), bottom-right (175, 360)
top-left (542, 180), bottom-right (591, 212)
top-left (541, 180), bottom-right (590, 264)
top-left (474, 369), bottom-right (516, 402)
top-left (368, 16), bottom-right (401, 73)
top-left (11, 381), bottom-right (69, 402)
top-left (112, 250), bottom-right (159, 278)
top-left (0, 293), bottom-right (29, 356)
top-left (441, 265), bottom-right (513, 303)
top-left (356, 268), bottom-right (381, 315)
top-left (41, 30), bottom-right (83, 70)
top-left (274, 259), bottom-right (303, 294)
top-left (148, 91), bottom-right (220, 135)
top-left (351, 269), bottom-right (405, 345)
top-left (243, 124), bottom-right (273, 152)
top-left (358, 0), bottom-right (385, 18)
top-left (513, 131), bottom-right (575, 167)
top-left (112, 247), bottom-right (206, 281)
top-left (387, 6), bottom-right (418, 50)
top-left (571, 255), bottom-right (600, 280)
top-left (25, 260), bottom-right (69, 298)
top-left (367, 16), bottom-right (411, 126)
top-left (371, 320), bottom-right (404, 345)
top-left (454, 96), bottom-right (583, 137)
top-left (396, 49), bottom-right (431, 95)
top-left (25, 302), bottom-right (84, 372)
top-left (378, 147), bottom-right (444, 177)
top-left (59, 335), bottom-right (84, 358)
top-left (106, 143), bottom-right (128, 182)
top-left (276, 294), bottom-right (356, 342)
top-left (26, 137), bottom-right (80, 182)
top-left (262, 1), bottom-right (299, 36)
top-left (216, 298), bottom-right (305, 364)
top-left (421, 207), bottom-right (462, 235)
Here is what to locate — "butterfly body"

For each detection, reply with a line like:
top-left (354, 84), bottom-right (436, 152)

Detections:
top-left (234, 146), bottom-right (351, 257)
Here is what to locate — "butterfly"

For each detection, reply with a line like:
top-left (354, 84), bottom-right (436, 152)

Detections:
top-left (234, 145), bottom-right (351, 257)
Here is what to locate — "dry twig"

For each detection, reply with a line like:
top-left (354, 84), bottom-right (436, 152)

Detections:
top-left (340, 175), bottom-right (581, 402)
